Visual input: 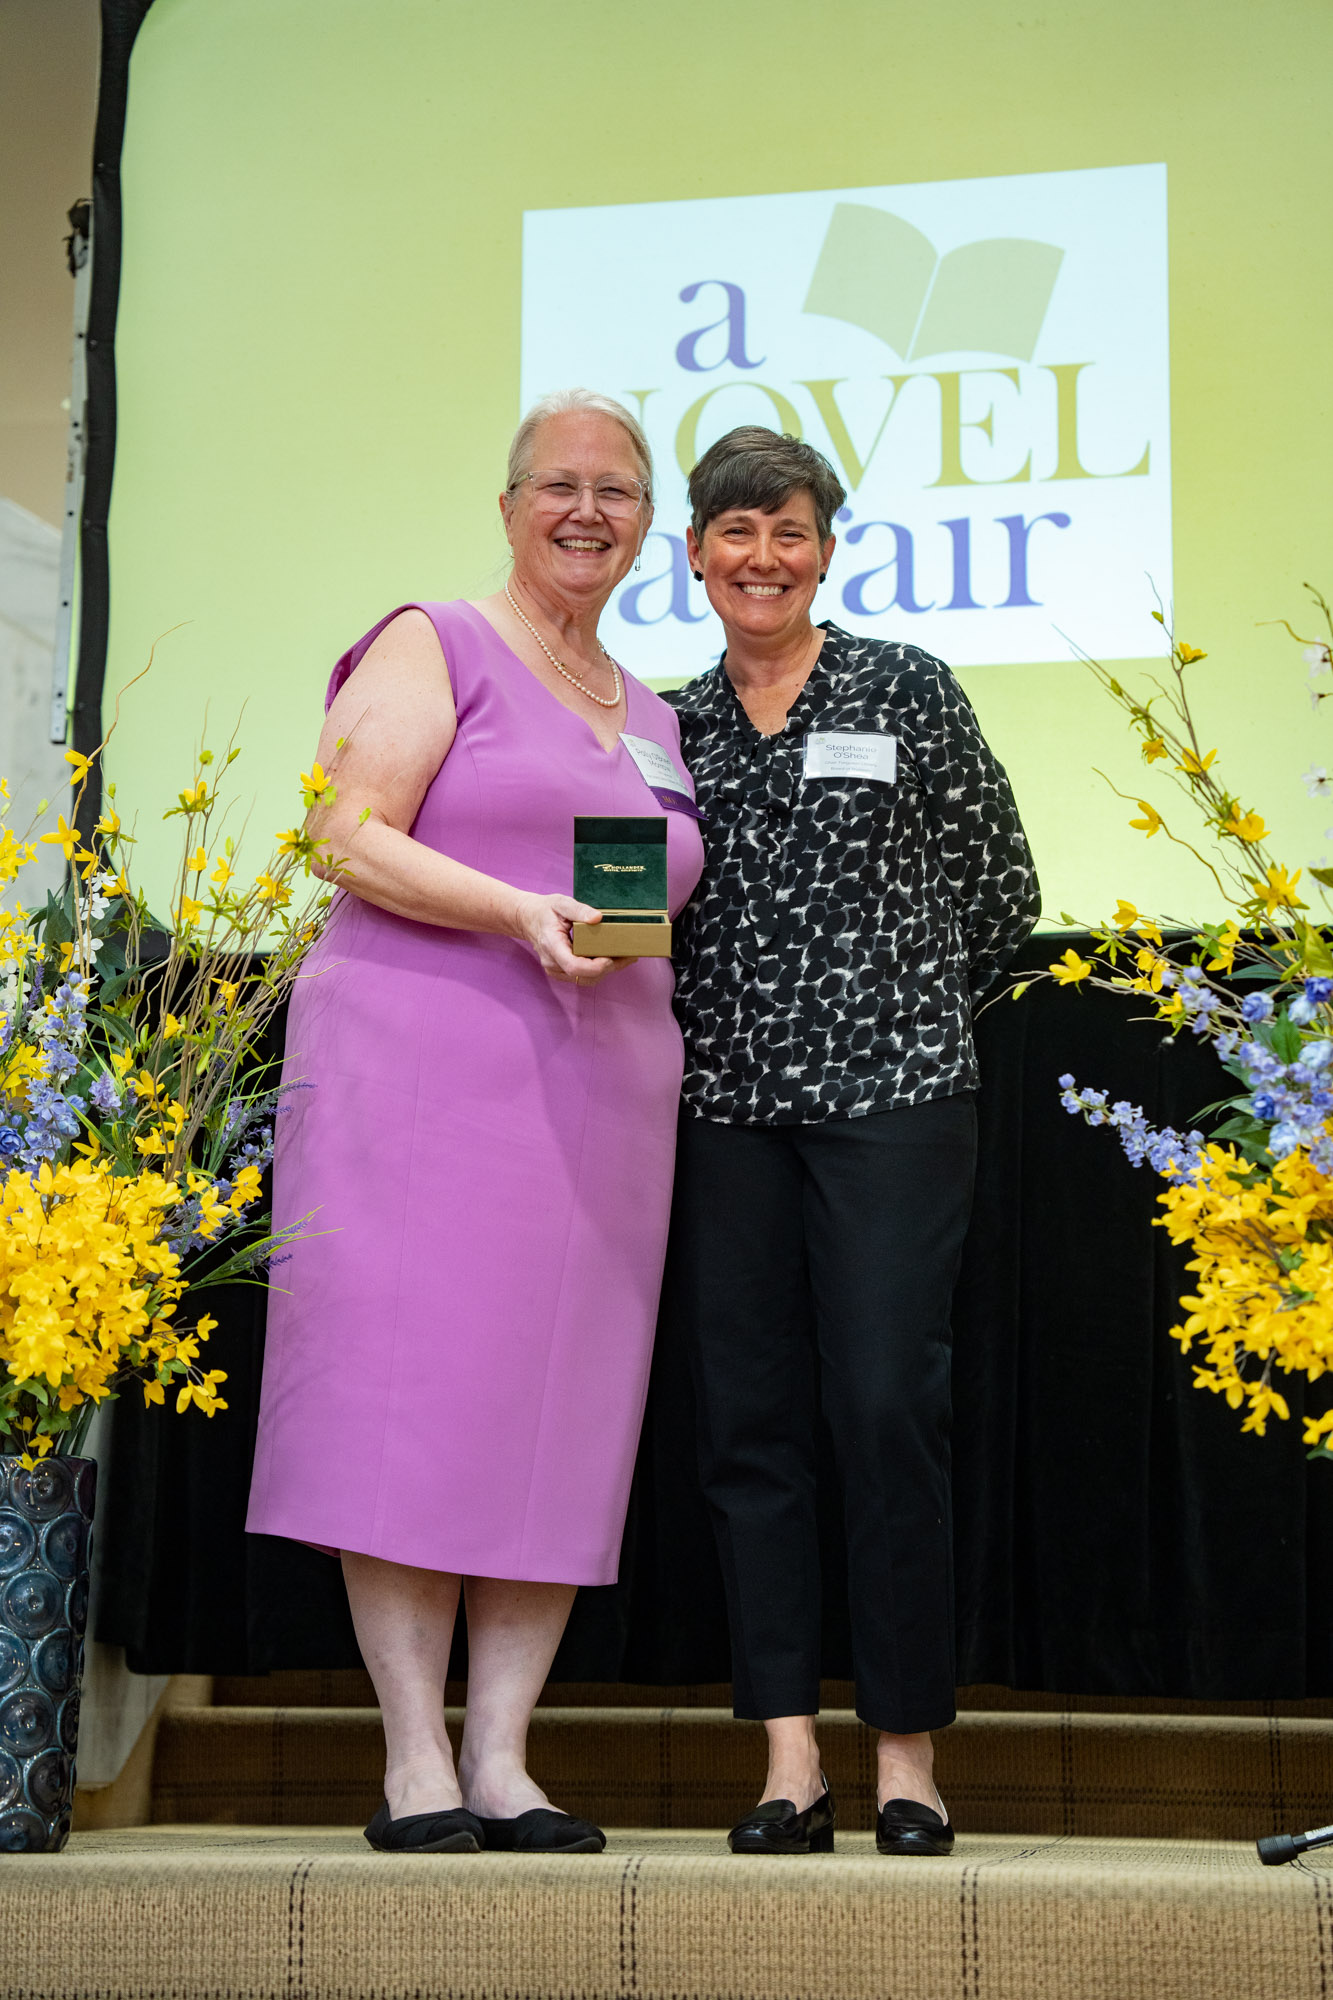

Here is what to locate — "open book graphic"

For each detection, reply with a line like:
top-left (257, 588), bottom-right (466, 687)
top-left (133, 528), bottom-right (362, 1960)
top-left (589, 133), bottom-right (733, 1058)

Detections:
top-left (803, 203), bottom-right (1064, 362)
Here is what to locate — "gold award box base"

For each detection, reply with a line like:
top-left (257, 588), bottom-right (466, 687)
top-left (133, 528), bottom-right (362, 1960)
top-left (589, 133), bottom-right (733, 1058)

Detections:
top-left (572, 918), bottom-right (672, 958)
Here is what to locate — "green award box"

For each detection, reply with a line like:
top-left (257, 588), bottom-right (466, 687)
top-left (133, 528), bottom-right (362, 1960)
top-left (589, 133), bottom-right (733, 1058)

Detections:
top-left (571, 815), bottom-right (671, 958)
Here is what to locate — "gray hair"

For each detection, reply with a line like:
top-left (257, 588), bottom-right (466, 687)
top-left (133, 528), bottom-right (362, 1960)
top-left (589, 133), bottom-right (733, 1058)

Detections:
top-left (506, 388), bottom-right (653, 500)
top-left (689, 426), bottom-right (846, 547)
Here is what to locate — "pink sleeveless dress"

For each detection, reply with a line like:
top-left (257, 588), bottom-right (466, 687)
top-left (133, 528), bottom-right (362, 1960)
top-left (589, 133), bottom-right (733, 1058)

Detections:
top-left (246, 601), bottom-right (704, 1583)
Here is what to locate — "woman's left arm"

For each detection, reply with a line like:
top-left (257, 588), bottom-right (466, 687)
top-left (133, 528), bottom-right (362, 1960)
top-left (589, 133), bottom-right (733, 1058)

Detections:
top-left (910, 661), bottom-right (1041, 998)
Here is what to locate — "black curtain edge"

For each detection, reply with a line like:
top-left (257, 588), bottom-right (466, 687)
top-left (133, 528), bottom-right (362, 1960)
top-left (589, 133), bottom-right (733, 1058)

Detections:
top-left (73, 0), bottom-right (156, 843)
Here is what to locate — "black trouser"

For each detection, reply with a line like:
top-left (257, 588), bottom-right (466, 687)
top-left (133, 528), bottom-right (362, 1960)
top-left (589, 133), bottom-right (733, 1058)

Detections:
top-left (663, 1094), bottom-right (977, 1735)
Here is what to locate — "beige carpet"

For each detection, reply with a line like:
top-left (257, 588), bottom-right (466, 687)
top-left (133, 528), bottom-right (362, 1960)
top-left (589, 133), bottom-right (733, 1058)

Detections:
top-left (48, 1677), bottom-right (1333, 1997)
top-left (0, 1827), bottom-right (1327, 2000)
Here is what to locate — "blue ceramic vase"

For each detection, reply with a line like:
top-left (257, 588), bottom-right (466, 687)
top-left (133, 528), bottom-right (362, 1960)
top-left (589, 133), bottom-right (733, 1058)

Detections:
top-left (0, 1456), bottom-right (95, 1853)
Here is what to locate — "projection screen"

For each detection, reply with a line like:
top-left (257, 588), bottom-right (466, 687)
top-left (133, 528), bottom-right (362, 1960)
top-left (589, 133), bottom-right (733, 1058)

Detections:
top-left (97, 0), bottom-right (1333, 925)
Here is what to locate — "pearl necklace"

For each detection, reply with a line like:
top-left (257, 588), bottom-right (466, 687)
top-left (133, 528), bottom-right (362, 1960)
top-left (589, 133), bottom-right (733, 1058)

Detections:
top-left (504, 581), bottom-right (623, 709)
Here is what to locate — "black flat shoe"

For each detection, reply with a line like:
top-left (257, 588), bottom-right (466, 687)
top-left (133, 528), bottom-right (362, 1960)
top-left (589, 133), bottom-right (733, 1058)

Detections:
top-left (477, 1808), bottom-right (605, 1853)
top-left (728, 1775), bottom-right (836, 1854)
top-left (876, 1797), bottom-right (954, 1856)
top-left (364, 1800), bottom-right (485, 1853)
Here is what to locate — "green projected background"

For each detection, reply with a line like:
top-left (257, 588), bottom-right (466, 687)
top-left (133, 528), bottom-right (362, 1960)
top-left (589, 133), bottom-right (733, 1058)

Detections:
top-left (104, 0), bottom-right (1333, 926)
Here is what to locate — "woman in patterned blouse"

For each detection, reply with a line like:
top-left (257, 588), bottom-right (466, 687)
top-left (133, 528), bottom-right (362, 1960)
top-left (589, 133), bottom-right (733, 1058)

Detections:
top-left (661, 426), bottom-right (1040, 1858)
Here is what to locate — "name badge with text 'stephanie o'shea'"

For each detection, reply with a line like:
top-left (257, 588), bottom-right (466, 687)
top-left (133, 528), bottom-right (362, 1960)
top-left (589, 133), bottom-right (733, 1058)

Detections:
top-left (803, 732), bottom-right (898, 785)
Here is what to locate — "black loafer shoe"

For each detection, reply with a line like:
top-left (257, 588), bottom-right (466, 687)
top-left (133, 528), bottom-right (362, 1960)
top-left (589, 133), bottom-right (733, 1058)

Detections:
top-left (876, 1797), bottom-right (954, 1856)
top-left (365, 1800), bottom-right (485, 1853)
top-left (477, 1807), bottom-right (605, 1853)
top-left (728, 1776), bottom-right (836, 1854)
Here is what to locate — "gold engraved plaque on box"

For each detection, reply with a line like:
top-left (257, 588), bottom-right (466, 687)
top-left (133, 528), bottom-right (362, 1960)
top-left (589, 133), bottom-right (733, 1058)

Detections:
top-left (571, 815), bottom-right (671, 958)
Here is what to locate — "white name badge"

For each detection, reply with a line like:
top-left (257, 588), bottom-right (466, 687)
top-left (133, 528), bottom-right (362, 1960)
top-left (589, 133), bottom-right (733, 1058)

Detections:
top-left (619, 732), bottom-right (705, 818)
top-left (620, 733), bottom-right (687, 793)
top-left (803, 731), bottom-right (898, 784)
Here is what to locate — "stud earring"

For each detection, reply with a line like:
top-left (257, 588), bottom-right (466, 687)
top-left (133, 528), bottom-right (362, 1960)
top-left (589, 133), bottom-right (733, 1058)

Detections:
top-left (692, 569), bottom-right (703, 582)
top-left (819, 571), bottom-right (827, 583)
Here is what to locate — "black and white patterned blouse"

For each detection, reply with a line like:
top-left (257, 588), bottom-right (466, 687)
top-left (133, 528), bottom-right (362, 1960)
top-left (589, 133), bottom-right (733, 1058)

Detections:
top-left (664, 622), bottom-right (1040, 1126)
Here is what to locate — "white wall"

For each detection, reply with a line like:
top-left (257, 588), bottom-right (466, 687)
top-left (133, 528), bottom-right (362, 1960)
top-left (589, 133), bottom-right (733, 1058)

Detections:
top-left (0, 495), bottom-right (70, 901)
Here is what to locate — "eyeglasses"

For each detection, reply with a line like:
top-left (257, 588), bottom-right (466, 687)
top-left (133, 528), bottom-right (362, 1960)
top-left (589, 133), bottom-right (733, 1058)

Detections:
top-left (509, 470), bottom-right (647, 518)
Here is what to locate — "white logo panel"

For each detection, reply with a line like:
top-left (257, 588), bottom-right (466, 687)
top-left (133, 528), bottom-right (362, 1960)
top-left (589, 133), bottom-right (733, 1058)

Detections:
top-left (521, 164), bottom-right (1170, 675)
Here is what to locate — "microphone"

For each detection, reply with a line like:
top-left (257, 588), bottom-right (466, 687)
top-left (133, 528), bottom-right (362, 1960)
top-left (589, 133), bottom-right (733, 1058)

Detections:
top-left (1257, 1823), bottom-right (1333, 1866)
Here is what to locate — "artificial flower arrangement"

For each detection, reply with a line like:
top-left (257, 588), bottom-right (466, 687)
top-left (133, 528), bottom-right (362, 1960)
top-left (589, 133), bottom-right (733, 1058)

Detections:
top-left (0, 700), bottom-right (339, 1469)
top-left (1022, 592), bottom-right (1333, 1452)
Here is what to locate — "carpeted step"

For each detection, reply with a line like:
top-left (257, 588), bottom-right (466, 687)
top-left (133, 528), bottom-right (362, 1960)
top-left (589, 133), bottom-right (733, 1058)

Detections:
top-left (151, 1704), bottom-right (1333, 1839)
top-left (0, 1827), bottom-right (1324, 2000)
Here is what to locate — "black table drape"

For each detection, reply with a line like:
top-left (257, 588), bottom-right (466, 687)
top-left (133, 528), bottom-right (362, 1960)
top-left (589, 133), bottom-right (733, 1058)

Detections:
top-left (95, 936), bottom-right (1333, 1695)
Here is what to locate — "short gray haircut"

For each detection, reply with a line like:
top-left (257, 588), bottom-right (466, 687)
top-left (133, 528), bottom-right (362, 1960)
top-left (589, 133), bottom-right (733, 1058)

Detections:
top-left (506, 389), bottom-right (653, 500)
top-left (689, 426), bottom-right (846, 547)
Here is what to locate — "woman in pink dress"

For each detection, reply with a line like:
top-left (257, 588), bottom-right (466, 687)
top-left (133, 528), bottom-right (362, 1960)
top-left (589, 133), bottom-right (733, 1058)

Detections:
top-left (246, 390), bottom-right (703, 1853)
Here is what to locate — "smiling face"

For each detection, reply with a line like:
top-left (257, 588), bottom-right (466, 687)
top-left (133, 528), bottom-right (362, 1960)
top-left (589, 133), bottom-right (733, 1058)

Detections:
top-left (686, 487), bottom-right (835, 648)
top-left (501, 410), bottom-right (651, 613)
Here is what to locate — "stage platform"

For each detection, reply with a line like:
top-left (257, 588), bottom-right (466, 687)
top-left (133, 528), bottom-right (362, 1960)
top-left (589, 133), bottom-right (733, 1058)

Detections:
top-left (0, 1824), bottom-right (1327, 1999)
top-left (10, 1674), bottom-right (1327, 1997)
